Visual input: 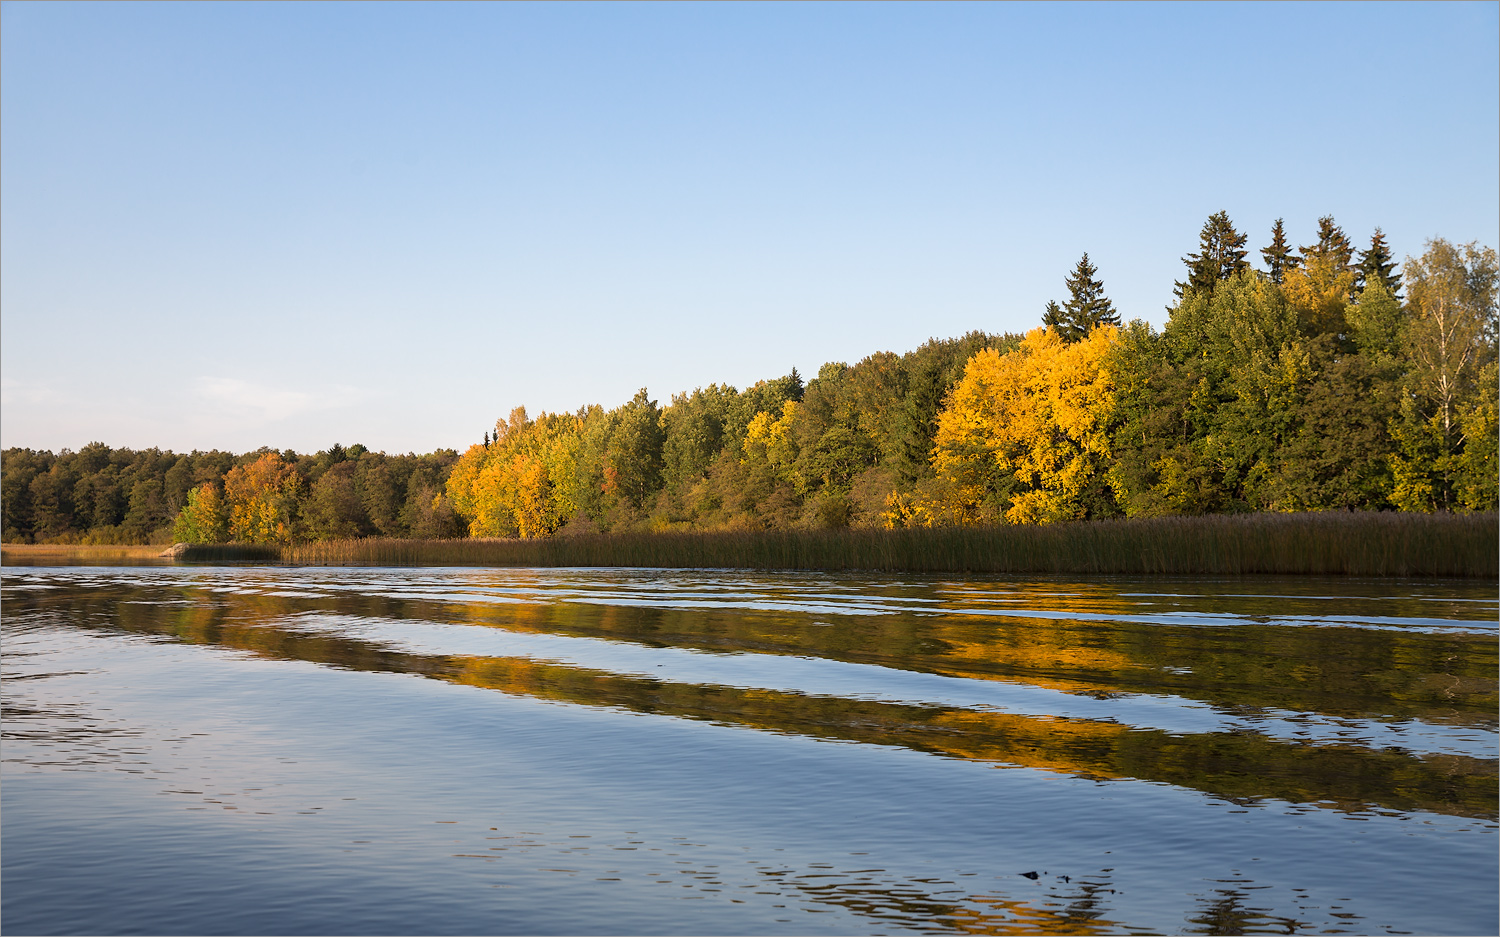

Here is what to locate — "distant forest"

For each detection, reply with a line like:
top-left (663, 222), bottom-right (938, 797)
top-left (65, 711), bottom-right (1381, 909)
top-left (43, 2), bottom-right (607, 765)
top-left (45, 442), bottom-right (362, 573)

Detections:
top-left (3, 213), bottom-right (1495, 546)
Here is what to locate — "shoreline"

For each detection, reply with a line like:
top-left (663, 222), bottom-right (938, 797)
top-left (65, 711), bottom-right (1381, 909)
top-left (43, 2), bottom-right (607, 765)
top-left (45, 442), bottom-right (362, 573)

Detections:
top-left (4, 511), bottom-right (1495, 577)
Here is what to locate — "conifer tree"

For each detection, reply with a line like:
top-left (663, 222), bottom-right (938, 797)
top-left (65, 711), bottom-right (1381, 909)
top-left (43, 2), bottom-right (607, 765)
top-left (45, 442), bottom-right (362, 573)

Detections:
top-left (1302, 216), bottom-right (1355, 269)
top-left (1356, 227), bottom-right (1402, 299)
top-left (1174, 211), bottom-right (1250, 299)
top-left (1060, 253), bottom-right (1118, 341)
top-left (1260, 218), bottom-right (1297, 284)
top-left (1297, 215), bottom-right (1357, 304)
top-left (1042, 300), bottom-right (1066, 335)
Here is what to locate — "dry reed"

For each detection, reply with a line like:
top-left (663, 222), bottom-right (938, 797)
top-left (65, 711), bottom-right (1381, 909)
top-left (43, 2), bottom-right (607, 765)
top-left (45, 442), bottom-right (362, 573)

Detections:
top-left (268, 512), bottom-right (1498, 577)
top-left (1, 543), bottom-right (173, 566)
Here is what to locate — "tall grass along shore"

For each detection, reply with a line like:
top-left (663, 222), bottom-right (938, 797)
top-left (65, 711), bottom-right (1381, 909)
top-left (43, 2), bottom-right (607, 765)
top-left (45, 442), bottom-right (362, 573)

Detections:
top-left (5, 512), bottom-right (1491, 576)
top-left (264, 512), bottom-right (1495, 577)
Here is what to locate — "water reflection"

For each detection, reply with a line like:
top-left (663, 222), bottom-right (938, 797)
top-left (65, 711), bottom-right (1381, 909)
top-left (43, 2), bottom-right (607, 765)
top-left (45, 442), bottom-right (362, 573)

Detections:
top-left (5, 567), bottom-right (1495, 822)
top-left (3, 567), bottom-right (1496, 935)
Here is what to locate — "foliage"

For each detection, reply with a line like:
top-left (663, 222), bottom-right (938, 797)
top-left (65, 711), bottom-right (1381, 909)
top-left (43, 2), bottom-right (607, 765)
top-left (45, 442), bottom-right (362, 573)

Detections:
top-left (1357, 227), bottom-right (1402, 299)
top-left (1174, 210), bottom-right (1250, 299)
top-left (1390, 239), bottom-right (1500, 511)
top-left (171, 484), bottom-right (227, 544)
top-left (1109, 270), bottom-right (1308, 515)
top-left (909, 325), bottom-right (1119, 526)
top-left (223, 453), bottom-right (302, 544)
top-left (447, 407), bottom-right (585, 539)
top-left (5, 216), bottom-right (1495, 544)
top-left (1283, 250), bottom-right (1356, 337)
top-left (1043, 254), bottom-right (1118, 342)
top-left (1260, 218), bottom-right (1297, 285)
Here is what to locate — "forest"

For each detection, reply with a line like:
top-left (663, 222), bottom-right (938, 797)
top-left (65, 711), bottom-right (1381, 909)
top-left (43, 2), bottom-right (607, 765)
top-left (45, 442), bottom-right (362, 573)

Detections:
top-left (2, 212), bottom-right (1495, 546)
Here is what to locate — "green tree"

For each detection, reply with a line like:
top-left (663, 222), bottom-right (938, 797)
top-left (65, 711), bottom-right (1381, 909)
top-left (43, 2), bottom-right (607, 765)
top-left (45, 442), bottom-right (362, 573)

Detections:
top-left (1357, 227), bottom-right (1402, 299)
top-left (122, 478), bottom-right (171, 542)
top-left (1110, 271), bottom-right (1306, 515)
top-left (1, 449), bottom-right (55, 542)
top-left (1267, 334), bottom-right (1400, 510)
top-left (662, 384), bottom-right (738, 488)
top-left (1345, 277), bottom-right (1405, 361)
top-left (604, 389), bottom-right (665, 510)
top-left (1260, 218), bottom-right (1297, 285)
top-left (1174, 211), bottom-right (1250, 300)
top-left (171, 484), bottom-right (227, 543)
top-left (1046, 254), bottom-right (1118, 342)
top-left (1301, 216), bottom-right (1355, 277)
top-left (1041, 300), bottom-right (1065, 335)
top-left (1390, 239), bottom-right (1499, 511)
top-left (304, 462), bottom-right (374, 540)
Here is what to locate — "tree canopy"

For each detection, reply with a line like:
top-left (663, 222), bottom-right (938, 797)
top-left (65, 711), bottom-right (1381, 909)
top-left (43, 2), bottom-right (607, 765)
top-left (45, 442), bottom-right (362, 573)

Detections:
top-left (4, 215), bottom-right (1494, 545)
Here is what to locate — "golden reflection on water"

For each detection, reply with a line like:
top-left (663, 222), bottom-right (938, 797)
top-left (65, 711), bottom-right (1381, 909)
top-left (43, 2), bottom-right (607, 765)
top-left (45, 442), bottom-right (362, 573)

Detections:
top-left (8, 569), bottom-right (1494, 822)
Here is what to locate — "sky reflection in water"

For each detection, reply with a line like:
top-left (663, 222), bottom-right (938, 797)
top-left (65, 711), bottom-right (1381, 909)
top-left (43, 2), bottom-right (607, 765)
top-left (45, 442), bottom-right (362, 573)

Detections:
top-left (3, 566), bottom-right (1496, 935)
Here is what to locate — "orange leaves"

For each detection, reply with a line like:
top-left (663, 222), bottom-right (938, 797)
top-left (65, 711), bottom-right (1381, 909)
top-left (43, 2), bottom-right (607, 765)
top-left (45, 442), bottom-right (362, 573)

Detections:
top-left (222, 453), bottom-right (300, 544)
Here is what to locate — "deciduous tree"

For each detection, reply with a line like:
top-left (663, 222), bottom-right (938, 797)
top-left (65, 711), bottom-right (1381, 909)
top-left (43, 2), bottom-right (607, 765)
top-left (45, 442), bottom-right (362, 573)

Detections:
top-left (924, 325), bottom-right (1120, 525)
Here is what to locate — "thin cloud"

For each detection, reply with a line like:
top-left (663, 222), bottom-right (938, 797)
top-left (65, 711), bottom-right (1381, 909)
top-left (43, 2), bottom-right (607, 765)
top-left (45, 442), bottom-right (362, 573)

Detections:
top-left (193, 377), bottom-right (372, 424)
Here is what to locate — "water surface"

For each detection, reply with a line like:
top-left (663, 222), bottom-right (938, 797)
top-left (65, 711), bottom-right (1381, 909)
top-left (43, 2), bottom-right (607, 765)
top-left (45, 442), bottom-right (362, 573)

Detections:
top-left (3, 567), bottom-right (1495, 935)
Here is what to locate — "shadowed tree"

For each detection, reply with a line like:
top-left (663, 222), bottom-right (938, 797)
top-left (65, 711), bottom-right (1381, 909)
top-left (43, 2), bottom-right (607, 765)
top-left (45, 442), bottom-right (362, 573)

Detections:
top-left (1357, 227), bottom-right (1403, 299)
top-left (1175, 211), bottom-right (1250, 300)
top-left (1260, 218), bottom-right (1297, 285)
top-left (604, 389), bottom-right (666, 510)
top-left (1301, 216), bottom-right (1356, 281)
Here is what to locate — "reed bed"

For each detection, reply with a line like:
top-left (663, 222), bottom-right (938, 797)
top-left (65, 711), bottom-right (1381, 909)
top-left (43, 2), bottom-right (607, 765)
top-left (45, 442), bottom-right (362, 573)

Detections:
top-left (172, 543), bottom-right (282, 563)
top-left (1, 543), bottom-right (172, 566)
top-left (273, 512), bottom-right (1498, 577)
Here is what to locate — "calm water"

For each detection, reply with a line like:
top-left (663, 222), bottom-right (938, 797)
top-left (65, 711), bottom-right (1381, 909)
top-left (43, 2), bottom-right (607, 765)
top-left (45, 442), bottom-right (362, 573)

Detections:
top-left (2, 566), bottom-right (1495, 936)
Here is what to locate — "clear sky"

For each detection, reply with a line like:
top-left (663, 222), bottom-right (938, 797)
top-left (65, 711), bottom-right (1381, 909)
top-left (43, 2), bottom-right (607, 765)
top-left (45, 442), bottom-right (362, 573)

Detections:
top-left (3, 1), bottom-right (1496, 455)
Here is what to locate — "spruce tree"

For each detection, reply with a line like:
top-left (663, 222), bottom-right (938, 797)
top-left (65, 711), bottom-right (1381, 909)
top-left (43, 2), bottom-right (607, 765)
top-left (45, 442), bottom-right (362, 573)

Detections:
top-left (1301, 215), bottom-right (1355, 269)
top-left (1356, 227), bottom-right (1402, 299)
top-left (1046, 255), bottom-right (1118, 342)
top-left (1041, 300), bottom-right (1066, 335)
top-left (1174, 211), bottom-right (1250, 299)
top-left (1260, 218), bottom-right (1297, 284)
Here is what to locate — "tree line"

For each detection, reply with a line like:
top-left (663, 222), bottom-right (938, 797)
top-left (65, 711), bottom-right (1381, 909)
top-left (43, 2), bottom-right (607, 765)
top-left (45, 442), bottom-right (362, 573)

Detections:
top-left (1, 444), bottom-right (463, 544)
top-left (2, 212), bottom-right (1494, 546)
top-left (443, 214), bottom-right (1496, 539)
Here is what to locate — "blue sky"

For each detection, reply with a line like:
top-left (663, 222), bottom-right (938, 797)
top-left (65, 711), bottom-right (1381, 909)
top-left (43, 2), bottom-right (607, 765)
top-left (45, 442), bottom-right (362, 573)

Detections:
top-left (3, 1), bottom-right (1496, 455)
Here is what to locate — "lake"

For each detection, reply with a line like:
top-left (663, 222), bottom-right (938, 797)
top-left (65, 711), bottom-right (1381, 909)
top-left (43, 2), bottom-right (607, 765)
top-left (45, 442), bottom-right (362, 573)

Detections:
top-left (2, 566), bottom-right (1495, 935)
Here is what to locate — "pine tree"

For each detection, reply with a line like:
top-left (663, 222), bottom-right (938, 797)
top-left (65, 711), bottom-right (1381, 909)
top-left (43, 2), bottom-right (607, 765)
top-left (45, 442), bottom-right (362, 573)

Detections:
top-left (1260, 218), bottom-right (1297, 285)
top-left (1041, 300), bottom-right (1066, 335)
top-left (1174, 211), bottom-right (1250, 299)
top-left (1046, 254), bottom-right (1118, 342)
top-left (1301, 215), bottom-right (1355, 269)
top-left (1356, 227), bottom-right (1402, 299)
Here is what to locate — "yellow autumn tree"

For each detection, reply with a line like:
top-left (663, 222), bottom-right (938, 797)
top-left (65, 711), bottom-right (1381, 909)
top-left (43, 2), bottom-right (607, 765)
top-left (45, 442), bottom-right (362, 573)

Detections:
top-left (222, 453), bottom-right (301, 543)
top-left (1282, 253), bottom-right (1355, 337)
top-left (446, 407), bottom-right (586, 539)
top-left (741, 400), bottom-right (804, 491)
top-left (911, 325), bottom-right (1118, 525)
top-left (170, 483), bottom-right (227, 543)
